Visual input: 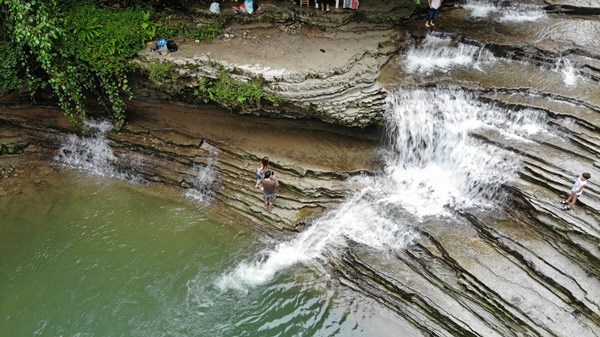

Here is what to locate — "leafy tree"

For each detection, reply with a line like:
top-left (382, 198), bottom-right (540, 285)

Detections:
top-left (0, 0), bottom-right (156, 129)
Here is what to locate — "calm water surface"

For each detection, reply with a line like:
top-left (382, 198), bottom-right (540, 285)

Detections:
top-left (0, 171), bottom-right (407, 337)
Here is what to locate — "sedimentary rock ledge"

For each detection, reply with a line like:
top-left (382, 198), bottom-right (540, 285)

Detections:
top-left (0, 101), bottom-right (381, 235)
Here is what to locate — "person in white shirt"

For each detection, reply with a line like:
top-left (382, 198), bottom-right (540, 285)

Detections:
top-left (425, 0), bottom-right (443, 28)
top-left (561, 172), bottom-right (591, 210)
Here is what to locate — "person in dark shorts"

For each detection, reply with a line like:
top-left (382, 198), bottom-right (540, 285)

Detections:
top-left (259, 170), bottom-right (279, 212)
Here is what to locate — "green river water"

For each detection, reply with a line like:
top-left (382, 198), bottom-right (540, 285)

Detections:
top-left (0, 171), bottom-right (406, 337)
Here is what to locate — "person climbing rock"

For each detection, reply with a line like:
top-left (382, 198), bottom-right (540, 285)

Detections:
top-left (254, 156), bottom-right (269, 188)
top-left (560, 172), bottom-right (591, 210)
top-left (425, 0), bottom-right (443, 28)
top-left (259, 170), bottom-right (279, 212)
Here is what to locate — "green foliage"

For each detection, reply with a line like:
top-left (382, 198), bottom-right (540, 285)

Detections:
top-left (64, 5), bottom-right (154, 75)
top-left (0, 0), bottom-right (158, 129)
top-left (0, 42), bottom-right (25, 90)
top-left (155, 19), bottom-right (223, 42)
top-left (196, 69), bottom-right (282, 110)
top-left (155, 21), bottom-right (187, 40)
top-left (148, 60), bottom-right (176, 85)
top-left (192, 22), bottom-right (223, 42)
top-left (62, 4), bottom-right (157, 128)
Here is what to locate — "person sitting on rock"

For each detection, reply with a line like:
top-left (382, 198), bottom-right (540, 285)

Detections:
top-left (232, 0), bottom-right (263, 14)
top-left (560, 172), bottom-right (591, 210)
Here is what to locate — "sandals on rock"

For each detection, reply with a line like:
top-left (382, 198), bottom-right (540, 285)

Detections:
top-left (561, 206), bottom-right (572, 210)
top-left (559, 200), bottom-right (567, 204)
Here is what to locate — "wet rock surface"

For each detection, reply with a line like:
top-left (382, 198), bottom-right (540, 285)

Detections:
top-left (2, 1), bottom-right (600, 336)
top-left (0, 101), bottom-right (380, 235)
top-left (545, 0), bottom-right (600, 14)
top-left (342, 2), bottom-right (600, 336)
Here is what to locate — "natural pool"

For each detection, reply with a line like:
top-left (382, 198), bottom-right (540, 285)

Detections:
top-left (0, 171), bottom-right (408, 337)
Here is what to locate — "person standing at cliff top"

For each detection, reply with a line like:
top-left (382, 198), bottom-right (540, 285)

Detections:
top-left (425, 0), bottom-right (443, 28)
top-left (260, 170), bottom-right (279, 212)
top-left (561, 172), bottom-right (591, 210)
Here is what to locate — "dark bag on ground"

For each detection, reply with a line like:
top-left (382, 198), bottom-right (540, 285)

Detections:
top-left (167, 40), bottom-right (178, 52)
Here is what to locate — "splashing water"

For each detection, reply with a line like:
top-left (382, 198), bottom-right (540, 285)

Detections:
top-left (497, 4), bottom-right (547, 23)
top-left (460, 1), bottom-right (547, 22)
top-left (54, 120), bottom-right (118, 177)
top-left (382, 90), bottom-right (542, 215)
top-left (461, 1), bottom-right (499, 18)
top-left (405, 34), bottom-right (496, 74)
top-left (553, 58), bottom-right (582, 87)
top-left (217, 89), bottom-right (551, 291)
top-left (216, 187), bottom-right (417, 292)
top-left (185, 152), bottom-right (219, 203)
top-left (54, 120), bottom-right (141, 181)
top-left (185, 141), bottom-right (220, 202)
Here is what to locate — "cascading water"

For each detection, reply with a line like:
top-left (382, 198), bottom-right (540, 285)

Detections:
top-left (217, 88), bottom-right (551, 291)
top-left (404, 34), bottom-right (497, 74)
top-left (185, 146), bottom-right (219, 203)
top-left (54, 120), bottom-right (119, 177)
top-left (54, 120), bottom-right (141, 181)
top-left (461, 0), bottom-right (499, 18)
top-left (497, 3), bottom-right (547, 23)
top-left (460, 1), bottom-right (547, 22)
top-left (553, 57), bottom-right (582, 87)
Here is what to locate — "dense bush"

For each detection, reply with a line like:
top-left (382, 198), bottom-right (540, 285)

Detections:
top-left (154, 16), bottom-right (224, 42)
top-left (0, 42), bottom-right (25, 90)
top-left (148, 60), bottom-right (176, 85)
top-left (0, 0), bottom-right (156, 129)
top-left (196, 69), bottom-right (282, 110)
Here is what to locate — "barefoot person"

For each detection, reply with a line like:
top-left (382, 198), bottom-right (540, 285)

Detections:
top-left (425, 0), bottom-right (443, 28)
top-left (259, 170), bottom-right (279, 212)
top-left (254, 156), bottom-right (269, 188)
top-left (561, 172), bottom-right (591, 210)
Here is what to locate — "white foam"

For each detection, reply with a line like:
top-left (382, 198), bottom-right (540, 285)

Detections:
top-left (404, 34), bottom-right (496, 74)
top-left (54, 120), bottom-right (118, 177)
top-left (216, 188), bottom-right (417, 291)
top-left (461, 1), bottom-right (547, 22)
top-left (217, 89), bottom-right (552, 292)
top-left (185, 147), bottom-right (219, 203)
top-left (462, 3), bottom-right (498, 18)
top-left (554, 58), bottom-right (582, 88)
top-left (497, 5), bottom-right (547, 23)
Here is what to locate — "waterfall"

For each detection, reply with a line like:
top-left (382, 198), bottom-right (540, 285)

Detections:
top-left (553, 57), bottom-right (582, 87)
top-left (497, 3), bottom-right (547, 23)
top-left (462, 0), bottom-right (499, 18)
top-left (460, 1), bottom-right (547, 22)
top-left (54, 120), bottom-right (119, 177)
top-left (185, 145), bottom-right (219, 203)
top-left (405, 34), bottom-right (497, 74)
top-left (217, 89), bottom-right (551, 291)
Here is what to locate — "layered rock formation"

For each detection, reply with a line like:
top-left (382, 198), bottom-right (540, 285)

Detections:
top-left (329, 2), bottom-right (600, 336)
top-left (2, 1), bottom-right (600, 336)
top-left (0, 100), bottom-right (381, 235)
top-left (135, 2), bottom-right (415, 127)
